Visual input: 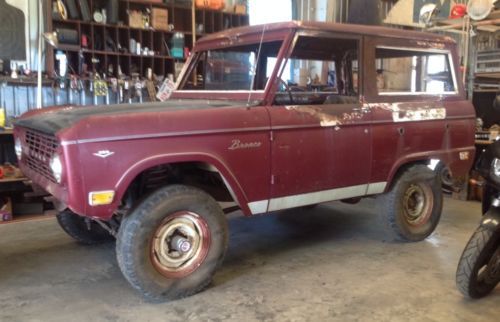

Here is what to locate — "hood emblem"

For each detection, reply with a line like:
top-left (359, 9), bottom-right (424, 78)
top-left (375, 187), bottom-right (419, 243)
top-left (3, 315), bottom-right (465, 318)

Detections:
top-left (93, 150), bottom-right (115, 158)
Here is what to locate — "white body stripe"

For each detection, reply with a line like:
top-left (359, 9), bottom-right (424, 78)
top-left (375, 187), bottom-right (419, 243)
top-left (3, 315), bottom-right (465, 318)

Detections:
top-left (248, 200), bottom-right (269, 214)
top-left (247, 182), bottom-right (387, 215)
top-left (366, 182), bottom-right (387, 195)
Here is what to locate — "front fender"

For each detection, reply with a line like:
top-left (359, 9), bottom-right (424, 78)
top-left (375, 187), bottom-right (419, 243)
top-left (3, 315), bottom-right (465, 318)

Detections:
top-left (113, 153), bottom-right (251, 214)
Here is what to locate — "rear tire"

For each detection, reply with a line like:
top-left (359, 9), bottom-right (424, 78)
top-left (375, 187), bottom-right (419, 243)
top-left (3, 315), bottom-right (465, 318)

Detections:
top-left (57, 209), bottom-right (114, 245)
top-left (456, 225), bottom-right (500, 299)
top-left (380, 164), bottom-right (443, 242)
top-left (116, 185), bottom-right (228, 302)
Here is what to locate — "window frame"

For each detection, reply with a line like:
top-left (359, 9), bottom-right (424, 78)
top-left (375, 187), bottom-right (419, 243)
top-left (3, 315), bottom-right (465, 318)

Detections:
top-left (375, 45), bottom-right (459, 97)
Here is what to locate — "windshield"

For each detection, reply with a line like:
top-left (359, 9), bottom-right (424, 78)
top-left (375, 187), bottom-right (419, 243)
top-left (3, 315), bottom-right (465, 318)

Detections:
top-left (178, 41), bottom-right (283, 91)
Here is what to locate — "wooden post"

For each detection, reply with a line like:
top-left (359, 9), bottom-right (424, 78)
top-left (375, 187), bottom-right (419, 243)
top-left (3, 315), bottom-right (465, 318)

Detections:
top-left (192, 1), bottom-right (197, 85)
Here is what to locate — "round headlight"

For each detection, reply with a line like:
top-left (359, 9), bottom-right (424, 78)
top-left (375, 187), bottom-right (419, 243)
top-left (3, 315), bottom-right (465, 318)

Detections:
top-left (14, 137), bottom-right (22, 161)
top-left (50, 155), bottom-right (63, 183)
top-left (492, 158), bottom-right (500, 177)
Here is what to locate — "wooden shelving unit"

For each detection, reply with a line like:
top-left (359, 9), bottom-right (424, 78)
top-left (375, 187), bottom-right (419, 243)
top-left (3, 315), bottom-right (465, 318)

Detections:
top-left (45, 0), bottom-right (249, 80)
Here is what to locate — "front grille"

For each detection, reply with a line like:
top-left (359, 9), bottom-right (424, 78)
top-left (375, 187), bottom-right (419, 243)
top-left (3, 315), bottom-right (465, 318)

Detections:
top-left (24, 129), bottom-right (59, 183)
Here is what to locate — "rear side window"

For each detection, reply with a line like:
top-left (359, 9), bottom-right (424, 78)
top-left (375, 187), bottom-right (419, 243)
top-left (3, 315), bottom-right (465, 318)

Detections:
top-left (375, 47), bottom-right (456, 95)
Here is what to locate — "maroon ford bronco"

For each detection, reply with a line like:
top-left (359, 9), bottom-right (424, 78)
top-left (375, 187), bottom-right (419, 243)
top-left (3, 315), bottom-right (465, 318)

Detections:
top-left (13, 21), bottom-right (475, 301)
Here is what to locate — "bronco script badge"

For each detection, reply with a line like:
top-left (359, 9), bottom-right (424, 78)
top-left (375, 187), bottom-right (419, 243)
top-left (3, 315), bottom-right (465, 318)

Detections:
top-left (228, 139), bottom-right (262, 150)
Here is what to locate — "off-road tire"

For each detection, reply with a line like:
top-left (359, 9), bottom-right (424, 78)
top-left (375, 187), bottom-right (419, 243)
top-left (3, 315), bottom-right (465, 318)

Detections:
top-left (380, 164), bottom-right (443, 242)
top-left (436, 163), bottom-right (454, 188)
top-left (456, 225), bottom-right (500, 299)
top-left (116, 185), bottom-right (228, 302)
top-left (57, 209), bottom-right (114, 245)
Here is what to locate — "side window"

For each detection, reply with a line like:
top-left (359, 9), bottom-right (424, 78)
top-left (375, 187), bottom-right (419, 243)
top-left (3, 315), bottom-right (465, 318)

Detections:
top-left (181, 41), bottom-right (283, 91)
top-left (274, 35), bottom-right (359, 106)
top-left (375, 47), bottom-right (456, 95)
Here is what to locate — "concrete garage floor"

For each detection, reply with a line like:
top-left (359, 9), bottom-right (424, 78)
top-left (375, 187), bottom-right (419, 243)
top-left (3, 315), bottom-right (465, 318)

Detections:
top-left (0, 197), bottom-right (498, 322)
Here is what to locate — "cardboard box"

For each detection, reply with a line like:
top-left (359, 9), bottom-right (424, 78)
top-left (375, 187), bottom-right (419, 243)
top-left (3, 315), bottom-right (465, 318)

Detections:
top-left (129, 10), bottom-right (144, 29)
top-left (234, 4), bottom-right (247, 14)
top-left (0, 197), bottom-right (12, 222)
top-left (152, 8), bottom-right (169, 31)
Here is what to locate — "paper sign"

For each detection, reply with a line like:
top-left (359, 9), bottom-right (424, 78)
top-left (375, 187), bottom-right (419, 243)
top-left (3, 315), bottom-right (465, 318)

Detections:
top-left (156, 78), bottom-right (176, 102)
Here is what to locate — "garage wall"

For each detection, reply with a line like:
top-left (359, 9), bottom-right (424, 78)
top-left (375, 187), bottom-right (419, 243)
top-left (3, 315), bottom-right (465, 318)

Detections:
top-left (295, 0), bottom-right (396, 23)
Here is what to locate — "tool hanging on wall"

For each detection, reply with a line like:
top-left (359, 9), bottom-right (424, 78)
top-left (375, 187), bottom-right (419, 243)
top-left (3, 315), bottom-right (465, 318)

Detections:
top-left (110, 78), bottom-right (118, 100)
top-left (69, 75), bottom-right (79, 105)
top-left (78, 78), bottom-right (85, 106)
top-left (118, 79), bottom-right (124, 103)
top-left (124, 80), bottom-right (131, 104)
top-left (133, 75), bottom-right (143, 103)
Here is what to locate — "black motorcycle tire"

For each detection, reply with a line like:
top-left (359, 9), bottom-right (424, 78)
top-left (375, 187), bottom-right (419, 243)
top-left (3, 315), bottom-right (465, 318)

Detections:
top-left (456, 225), bottom-right (500, 299)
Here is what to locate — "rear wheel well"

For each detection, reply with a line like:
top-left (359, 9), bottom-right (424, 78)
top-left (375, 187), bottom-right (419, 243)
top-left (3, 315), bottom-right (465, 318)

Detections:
top-left (388, 160), bottom-right (430, 190)
top-left (120, 162), bottom-right (235, 213)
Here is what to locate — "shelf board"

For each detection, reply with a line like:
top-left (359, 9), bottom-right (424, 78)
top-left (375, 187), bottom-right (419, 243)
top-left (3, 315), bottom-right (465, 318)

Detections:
top-left (57, 44), bottom-right (81, 51)
top-left (53, 18), bottom-right (193, 34)
top-left (0, 129), bottom-right (13, 136)
top-left (474, 88), bottom-right (500, 93)
top-left (0, 177), bottom-right (27, 183)
top-left (475, 72), bottom-right (500, 79)
top-left (0, 212), bottom-right (56, 225)
top-left (431, 10), bottom-right (500, 32)
top-left (475, 140), bottom-right (493, 145)
top-left (78, 49), bottom-right (184, 61)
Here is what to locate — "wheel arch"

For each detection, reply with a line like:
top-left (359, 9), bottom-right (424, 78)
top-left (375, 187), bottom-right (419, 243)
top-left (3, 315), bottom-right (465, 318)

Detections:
top-left (113, 153), bottom-right (250, 214)
top-left (385, 148), bottom-right (473, 192)
top-left (385, 156), bottom-right (434, 192)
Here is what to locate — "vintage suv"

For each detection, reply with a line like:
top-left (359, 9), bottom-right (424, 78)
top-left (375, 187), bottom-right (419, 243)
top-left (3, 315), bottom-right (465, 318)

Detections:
top-left (14, 21), bottom-right (475, 301)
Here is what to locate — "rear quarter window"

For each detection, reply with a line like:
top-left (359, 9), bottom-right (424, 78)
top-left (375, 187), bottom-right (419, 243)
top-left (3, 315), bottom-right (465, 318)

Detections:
top-left (375, 47), bottom-right (457, 95)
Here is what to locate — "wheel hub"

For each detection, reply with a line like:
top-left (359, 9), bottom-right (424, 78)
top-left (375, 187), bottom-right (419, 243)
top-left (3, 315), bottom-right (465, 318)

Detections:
top-left (171, 235), bottom-right (192, 253)
top-left (403, 183), bottom-right (433, 226)
top-left (150, 211), bottom-right (211, 278)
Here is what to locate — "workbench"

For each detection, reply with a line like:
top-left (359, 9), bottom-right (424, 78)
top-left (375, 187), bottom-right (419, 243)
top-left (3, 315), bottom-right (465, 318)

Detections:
top-left (0, 128), bottom-right (52, 224)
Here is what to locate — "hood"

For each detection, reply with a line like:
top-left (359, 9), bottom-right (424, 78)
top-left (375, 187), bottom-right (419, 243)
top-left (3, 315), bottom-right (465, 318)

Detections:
top-left (15, 99), bottom-right (253, 136)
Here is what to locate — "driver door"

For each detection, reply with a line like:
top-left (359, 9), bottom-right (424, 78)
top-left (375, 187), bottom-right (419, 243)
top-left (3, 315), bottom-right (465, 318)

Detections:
top-left (266, 33), bottom-right (372, 211)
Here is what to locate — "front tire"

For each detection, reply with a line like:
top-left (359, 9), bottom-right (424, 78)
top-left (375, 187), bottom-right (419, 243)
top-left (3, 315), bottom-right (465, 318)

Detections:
top-left (380, 164), bottom-right (443, 242)
top-left (56, 209), bottom-right (114, 245)
top-left (116, 185), bottom-right (228, 302)
top-left (456, 225), bottom-right (500, 299)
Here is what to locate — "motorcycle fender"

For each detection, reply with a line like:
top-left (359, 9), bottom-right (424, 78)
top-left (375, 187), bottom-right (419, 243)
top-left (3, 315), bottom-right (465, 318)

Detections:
top-left (481, 208), bottom-right (500, 232)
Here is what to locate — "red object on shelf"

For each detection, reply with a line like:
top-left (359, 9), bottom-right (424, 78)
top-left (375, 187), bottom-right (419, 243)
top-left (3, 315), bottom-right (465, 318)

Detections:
top-left (450, 4), bottom-right (467, 19)
top-left (196, 0), bottom-right (225, 10)
top-left (81, 34), bottom-right (89, 48)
